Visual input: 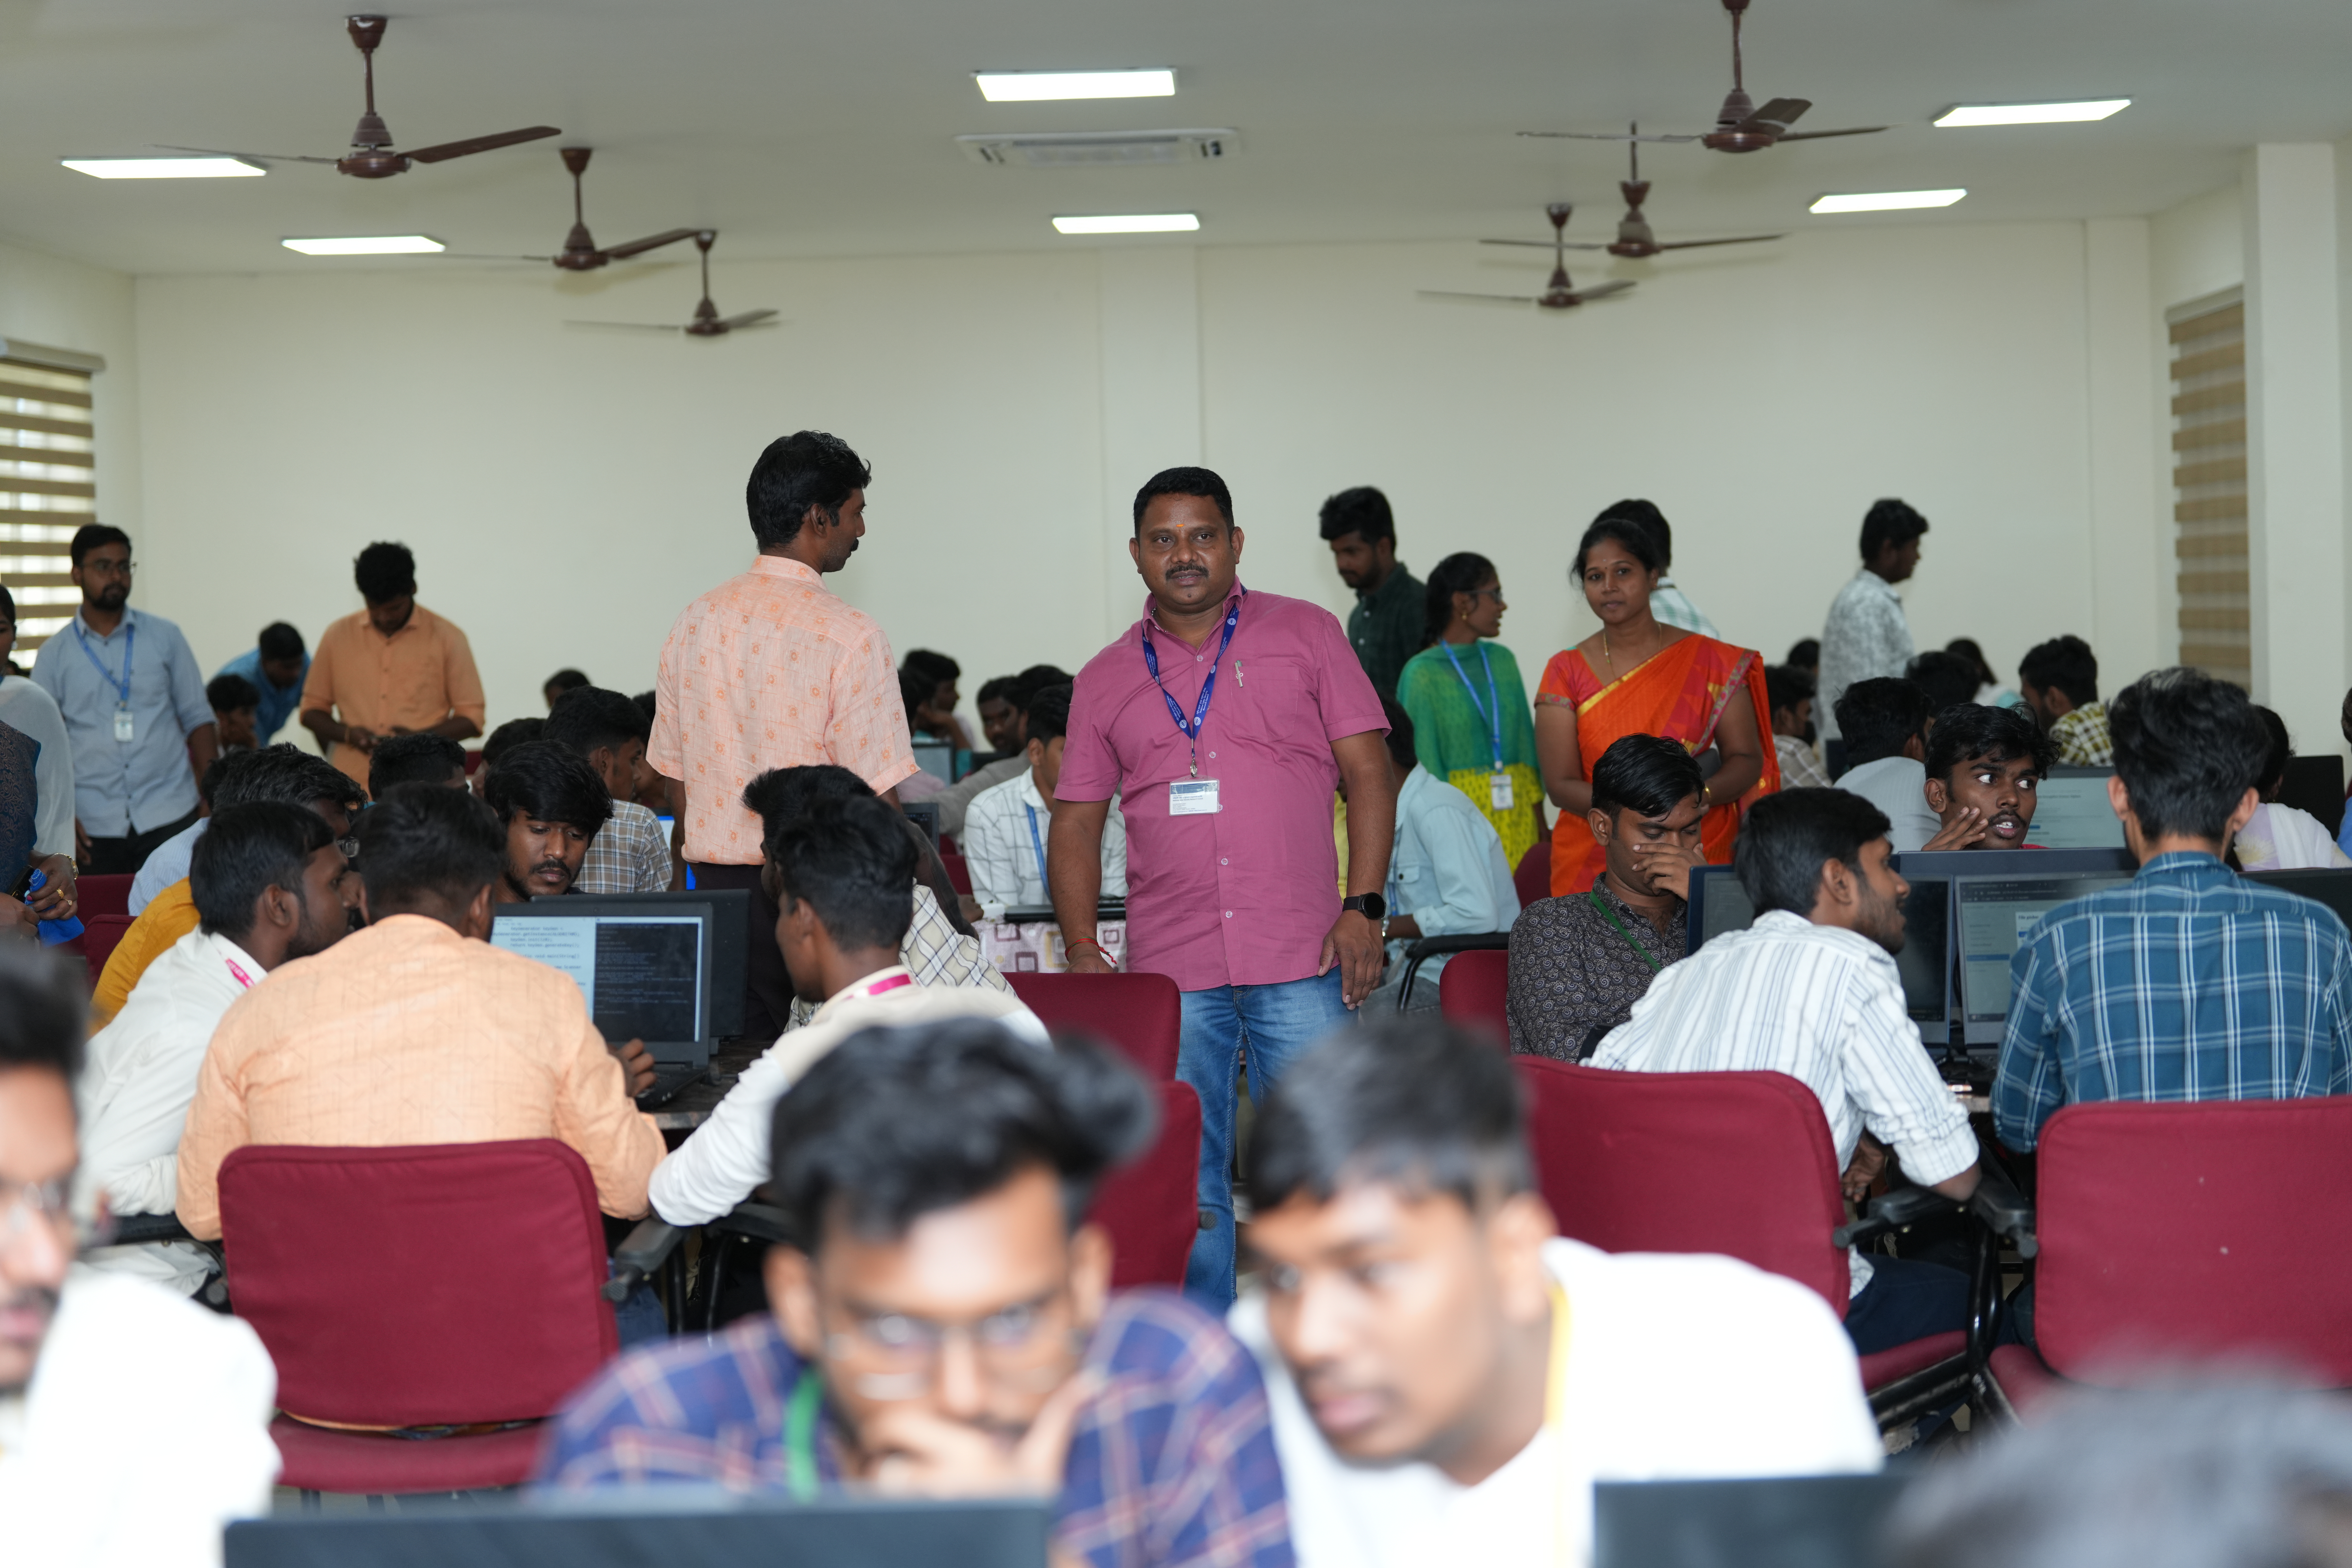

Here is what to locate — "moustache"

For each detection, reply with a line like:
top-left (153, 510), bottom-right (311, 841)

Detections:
top-left (531, 859), bottom-right (571, 878)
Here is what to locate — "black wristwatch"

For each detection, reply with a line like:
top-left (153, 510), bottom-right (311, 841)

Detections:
top-left (1340, 893), bottom-right (1386, 921)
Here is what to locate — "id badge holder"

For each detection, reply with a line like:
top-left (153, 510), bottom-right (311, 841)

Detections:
top-left (113, 702), bottom-right (134, 744)
top-left (1169, 778), bottom-right (1222, 816)
top-left (1489, 771), bottom-right (1514, 811)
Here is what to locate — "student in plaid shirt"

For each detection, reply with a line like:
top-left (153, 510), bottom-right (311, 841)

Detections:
top-left (539, 1019), bottom-right (1294, 1568)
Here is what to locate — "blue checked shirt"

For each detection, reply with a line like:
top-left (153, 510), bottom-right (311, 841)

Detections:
top-left (538, 1289), bottom-right (1294, 1568)
top-left (1994, 853), bottom-right (2352, 1151)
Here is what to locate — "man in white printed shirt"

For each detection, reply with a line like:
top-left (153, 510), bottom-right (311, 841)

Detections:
top-left (1237, 1022), bottom-right (1880, 1568)
top-left (74, 802), bottom-right (362, 1295)
top-left (547, 686), bottom-right (677, 895)
top-left (1592, 787), bottom-right (1980, 1355)
top-left (651, 793), bottom-right (1042, 1226)
top-left (1816, 499), bottom-right (1928, 744)
top-left (964, 681), bottom-right (1127, 911)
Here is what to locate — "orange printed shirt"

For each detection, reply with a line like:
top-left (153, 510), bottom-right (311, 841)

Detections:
top-left (299, 603), bottom-right (488, 791)
top-left (649, 556), bottom-right (919, 865)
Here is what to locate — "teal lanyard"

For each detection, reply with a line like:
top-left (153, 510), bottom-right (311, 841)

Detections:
top-left (784, 1368), bottom-right (824, 1501)
top-left (1440, 640), bottom-right (1504, 771)
top-left (1584, 891), bottom-right (1662, 972)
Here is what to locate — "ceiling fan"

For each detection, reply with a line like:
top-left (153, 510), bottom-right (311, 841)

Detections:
top-left (1519, 0), bottom-right (1887, 155)
top-left (567, 233), bottom-right (780, 337)
top-left (537, 147), bottom-right (702, 271)
top-left (1482, 141), bottom-right (1783, 262)
top-left (1422, 205), bottom-right (1634, 311)
top-left (161, 15), bottom-right (558, 179)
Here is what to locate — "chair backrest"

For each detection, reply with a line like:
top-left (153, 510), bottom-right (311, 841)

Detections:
top-left (1087, 1080), bottom-right (1202, 1289)
top-left (1514, 1058), bottom-right (1850, 1313)
top-left (2035, 1096), bottom-right (2352, 1386)
top-left (219, 1140), bottom-right (618, 1428)
top-left (79, 914), bottom-right (133, 986)
top-left (1005, 970), bottom-right (1180, 1079)
top-left (76, 873), bottom-right (133, 920)
top-left (1439, 949), bottom-right (1511, 1039)
top-left (1513, 840), bottom-right (1553, 912)
top-left (938, 850), bottom-right (973, 896)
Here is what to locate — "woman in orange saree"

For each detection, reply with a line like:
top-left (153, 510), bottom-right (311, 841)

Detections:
top-left (1534, 516), bottom-right (1780, 898)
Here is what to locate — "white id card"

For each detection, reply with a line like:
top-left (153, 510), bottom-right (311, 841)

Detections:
top-left (113, 703), bottom-right (134, 743)
top-left (1489, 771), bottom-right (1514, 811)
top-left (1169, 778), bottom-right (1222, 816)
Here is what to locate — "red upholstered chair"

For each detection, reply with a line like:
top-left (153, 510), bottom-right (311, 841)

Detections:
top-left (1089, 1080), bottom-right (1202, 1288)
top-left (77, 915), bottom-right (133, 987)
top-left (1513, 841), bottom-right (1553, 912)
top-left (1514, 1058), bottom-right (1975, 1432)
top-left (1006, 971), bottom-right (1181, 1080)
top-left (1439, 949), bottom-right (1510, 1040)
top-left (1985, 1096), bottom-right (2352, 1422)
top-left (75, 873), bottom-right (134, 920)
top-left (463, 748), bottom-right (483, 776)
top-left (938, 849), bottom-right (973, 896)
top-left (218, 1140), bottom-right (620, 1496)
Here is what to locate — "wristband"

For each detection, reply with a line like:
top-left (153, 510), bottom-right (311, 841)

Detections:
top-left (1066, 936), bottom-right (1117, 969)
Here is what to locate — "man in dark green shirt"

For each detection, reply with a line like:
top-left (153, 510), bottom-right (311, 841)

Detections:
top-left (1320, 485), bottom-right (1424, 700)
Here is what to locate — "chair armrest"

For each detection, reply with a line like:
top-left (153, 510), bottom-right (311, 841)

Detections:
top-left (1966, 1156), bottom-right (2039, 1259)
top-left (602, 1217), bottom-right (685, 1302)
top-left (1832, 1182), bottom-right (1961, 1249)
top-left (710, 1201), bottom-right (795, 1247)
top-left (1402, 933), bottom-right (1512, 961)
top-left (106, 1212), bottom-right (194, 1246)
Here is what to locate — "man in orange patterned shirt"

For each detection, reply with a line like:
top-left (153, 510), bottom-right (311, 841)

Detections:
top-left (649, 430), bottom-right (919, 1037)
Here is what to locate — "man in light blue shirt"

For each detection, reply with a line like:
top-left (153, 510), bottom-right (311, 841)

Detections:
top-left (1373, 698), bottom-right (1520, 1010)
top-left (29, 525), bottom-right (216, 875)
top-left (212, 622), bottom-right (309, 744)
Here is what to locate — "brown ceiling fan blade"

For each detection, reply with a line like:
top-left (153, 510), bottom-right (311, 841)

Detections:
top-left (565, 320), bottom-right (688, 333)
top-left (1479, 238), bottom-right (1607, 250)
top-left (1519, 130), bottom-right (1698, 143)
top-left (1419, 290), bottom-right (1544, 305)
top-left (1653, 234), bottom-right (1785, 249)
top-left (1575, 280), bottom-right (1637, 300)
top-left (1775, 126), bottom-right (1890, 141)
top-left (599, 228), bottom-right (702, 261)
top-left (155, 144), bottom-right (338, 164)
top-left (1744, 97), bottom-right (1812, 129)
top-left (716, 310), bottom-right (780, 330)
top-left (401, 126), bottom-right (562, 164)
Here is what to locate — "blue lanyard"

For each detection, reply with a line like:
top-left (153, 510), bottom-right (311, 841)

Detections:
top-left (1441, 639), bottom-right (1503, 770)
top-left (1139, 592), bottom-right (1243, 777)
top-left (1023, 802), bottom-right (1049, 888)
top-left (72, 619), bottom-right (133, 705)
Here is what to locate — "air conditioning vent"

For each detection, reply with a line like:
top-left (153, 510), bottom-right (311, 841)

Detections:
top-left (957, 129), bottom-right (1240, 167)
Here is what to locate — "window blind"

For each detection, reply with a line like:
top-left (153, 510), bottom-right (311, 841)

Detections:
top-left (2167, 296), bottom-right (2247, 689)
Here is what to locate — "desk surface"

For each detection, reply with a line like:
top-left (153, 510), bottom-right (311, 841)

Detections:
top-left (649, 1039), bottom-right (765, 1133)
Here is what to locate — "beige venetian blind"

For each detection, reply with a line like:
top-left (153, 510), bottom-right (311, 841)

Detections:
top-left (2168, 296), bottom-right (2248, 688)
top-left (0, 354), bottom-right (99, 655)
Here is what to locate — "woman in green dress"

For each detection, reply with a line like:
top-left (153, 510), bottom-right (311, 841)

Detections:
top-left (1395, 551), bottom-right (1545, 869)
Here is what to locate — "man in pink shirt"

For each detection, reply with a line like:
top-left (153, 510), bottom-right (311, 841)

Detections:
top-left (1051, 466), bottom-right (1394, 1307)
top-left (649, 430), bottom-right (920, 1037)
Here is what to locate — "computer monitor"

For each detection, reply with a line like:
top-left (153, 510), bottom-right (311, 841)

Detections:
top-left (902, 799), bottom-right (942, 852)
top-left (2022, 766), bottom-right (2127, 849)
top-left (1954, 865), bottom-right (2140, 1045)
top-left (490, 897), bottom-right (719, 1066)
top-left (226, 1495), bottom-right (1052, 1568)
top-left (1686, 865), bottom-right (1951, 1044)
top-left (911, 736), bottom-right (955, 784)
top-left (562, 890), bottom-right (750, 1041)
top-left (2247, 868), bottom-right (2352, 934)
top-left (1594, 1474), bottom-right (1905, 1568)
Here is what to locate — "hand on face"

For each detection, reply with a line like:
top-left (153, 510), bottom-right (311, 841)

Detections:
top-left (859, 1367), bottom-right (1100, 1499)
top-left (1926, 756), bottom-right (2039, 850)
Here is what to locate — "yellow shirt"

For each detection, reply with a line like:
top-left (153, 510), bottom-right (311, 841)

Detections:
top-left (89, 879), bottom-right (200, 1030)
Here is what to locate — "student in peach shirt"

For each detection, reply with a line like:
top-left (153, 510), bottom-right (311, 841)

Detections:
top-left (299, 542), bottom-right (486, 792)
top-left (176, 784), bottom-right (665, 1247)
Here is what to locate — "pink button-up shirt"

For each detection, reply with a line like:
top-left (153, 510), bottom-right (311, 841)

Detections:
top-left (1059, 584), bottom-right (1386, 991)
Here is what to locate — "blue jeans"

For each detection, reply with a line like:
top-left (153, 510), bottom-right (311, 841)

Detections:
top-left (1179, 971), bottom-right (1352, 1309)
top-left (1844, 1255), bottom-right (1970, 1356)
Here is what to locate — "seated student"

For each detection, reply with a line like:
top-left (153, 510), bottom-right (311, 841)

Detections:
top-left (1830, 677), bottom-right (1947, 853)
top-left (473, 715), bottom-right (545, 798)
top-left (97, 746), bottom-right (368, 1026)
top-left (205, 673), bottom-right (262, 755)
top-left (483, 739), bottom-right (611, 903)
top-left (974, 672), bottom-right (1027, 756)
top-left (75, 802), bottom-right (361, 1296)
top-left (543, 667), bottom-right (590, 711)
top-left (1507, 735), bottom-right (1701, 1059)
top-left (0, 946), bottom-right (280, 1565)
top-left (933, 663), bottom-right (1075, 839)
top-left (126, 756), bottom-right (228, 918)
top-left (900, 648), bottom-right (974, 750)
top-left (543, 1019), bottom-right (1293, 1568)
top-left (964, 681), bottom-right (1128, 911)
top-left (649, 793), bottom-right (1044, 1225)
top-left (212, 620), bottom-right (309, 744)
top-left (1920, 702), bottom-right (2053, 851)
top-left (1945, 637), bottom-right (2024, 711)
top-left (895, 669), bottom-right (950, 803)
top-left (2018, 635), bottom-right (2108, 766)
top-left (742, 765), bottom-right (1014, 1033)
top-left (1768, 664), bottom-right (1829, 789)
top-left (545, 685), bottom-right (676, 894)
top-left (1591, 789), bottom-right (1982, 1355)
top-left (1905, 650), bottom-right (1980, 717)
top-left (1235, 1021), bottom-right (1881, 1568)
top-left (1996, 670), bottom-right (2352, 1156)
top-left (176, 784), bottom-right (665, 1242)
top-left (364, 730), bottom-right (470, 792)
top-left (1370, 698), bottom-right (1519, 1013)
top-left (1785, 637), bottom-right (1819, 677)
top-left (2234, 705), bottom-right (2352, 871)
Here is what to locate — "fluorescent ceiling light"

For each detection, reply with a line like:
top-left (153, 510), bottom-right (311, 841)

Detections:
top-left (1052, 213), bottom-right (1199, 235)
top-left (62, 156), bottom-right (263, 179)
top-left (977, 69), bottom-right (1174, 102)
top-left (281, 235), bottom-right (446, 256)
top-left (1934, 99), bottom-right (2129, 128)
top-left (1809, 189), bottom-right (1967, 215)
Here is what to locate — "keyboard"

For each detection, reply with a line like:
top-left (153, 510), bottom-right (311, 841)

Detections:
top-left (635, 1062), bottom-right (706, 1109)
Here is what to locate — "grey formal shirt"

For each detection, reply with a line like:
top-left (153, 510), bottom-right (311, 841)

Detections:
top-left (1816, 570), bottom-right (1912, 743)
top-left (29, 607), bottom-right (211, 837)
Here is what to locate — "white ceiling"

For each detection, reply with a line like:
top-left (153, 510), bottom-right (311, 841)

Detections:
top-left (3, 0), bottom-right (2348, 277)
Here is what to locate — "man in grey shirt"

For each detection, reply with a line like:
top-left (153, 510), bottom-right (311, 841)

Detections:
top-left (1817, 500), bottom-right (1928, 745)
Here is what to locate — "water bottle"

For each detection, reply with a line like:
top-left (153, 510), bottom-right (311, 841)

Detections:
top-left (24, 869), bottom-right (83, 947)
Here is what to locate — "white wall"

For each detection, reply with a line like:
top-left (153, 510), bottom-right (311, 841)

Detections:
top-left (125, 220), bottom-right (2152, 734)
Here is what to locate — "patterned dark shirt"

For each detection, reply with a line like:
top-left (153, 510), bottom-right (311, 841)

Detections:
top-left (1346, 564), bottom-right (1425, 701)
top-left (1507, 876), bottom-right (1688, 1059)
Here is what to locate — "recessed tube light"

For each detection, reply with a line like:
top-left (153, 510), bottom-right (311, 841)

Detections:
top-left (281, 235), bottom-right (446, 256)
top-left (1052, 213), bottom-right (1200, 235)
top-left (62, 157), bottom-right (265, 179)
top-left (1934, 100), bottom-right (2129, 128)
top-left (977, 69), bottom-right (1175, 102)
top-left (1808, 189), bottom-right (1967, 215)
